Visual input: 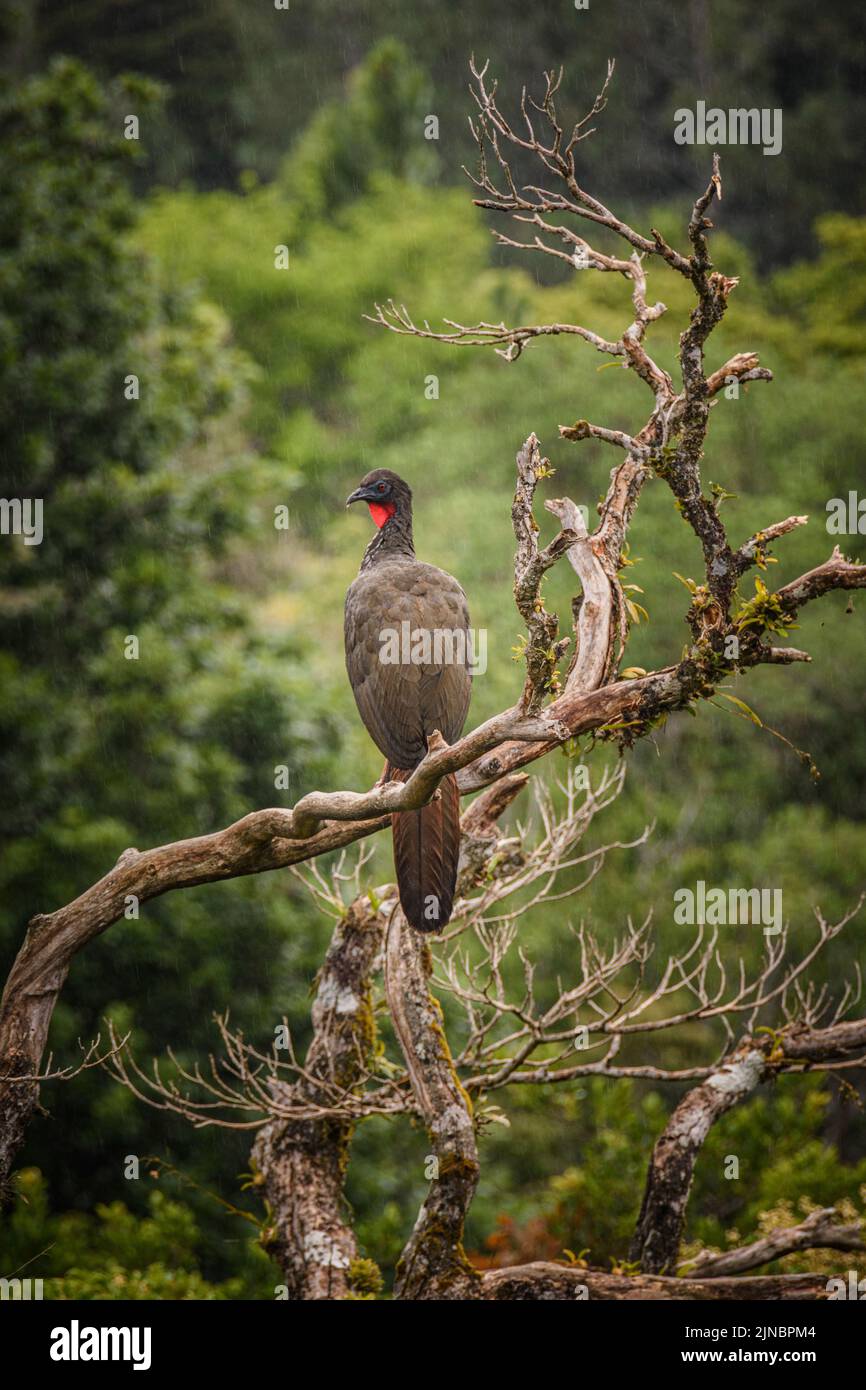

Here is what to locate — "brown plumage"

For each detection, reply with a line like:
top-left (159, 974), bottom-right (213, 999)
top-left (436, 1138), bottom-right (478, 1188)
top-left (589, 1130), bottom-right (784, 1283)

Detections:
top-left (344, 469), bottom-right (471, 932)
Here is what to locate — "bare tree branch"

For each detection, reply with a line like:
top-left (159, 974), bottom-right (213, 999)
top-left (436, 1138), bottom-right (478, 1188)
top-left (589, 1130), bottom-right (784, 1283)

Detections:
top-left (251, 896), bottom-right (388, 1298)
top-left (511, 433), bottom-right (577, 709)
top-left (479, 1264), bottom-right (830, 1301)
top-left (386, 913), bottom-right (480, 1299)
top-left (631, 1011), bottom-right (866, 1274)
top-left (630, 1041), bottom-right (767, 1274)
top-left (682, 1208), bottom-right (866, 1279)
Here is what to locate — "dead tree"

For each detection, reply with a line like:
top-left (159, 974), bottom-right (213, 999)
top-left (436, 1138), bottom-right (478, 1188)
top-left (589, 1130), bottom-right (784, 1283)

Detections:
top-left (98, 781), bottom-right (865, 1299)
top-left (2, 60), bottom-right (865, 1299)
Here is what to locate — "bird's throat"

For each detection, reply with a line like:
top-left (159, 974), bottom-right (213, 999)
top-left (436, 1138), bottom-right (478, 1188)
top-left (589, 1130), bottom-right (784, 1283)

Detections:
top-left (368, 501), bottom-right (396, 529)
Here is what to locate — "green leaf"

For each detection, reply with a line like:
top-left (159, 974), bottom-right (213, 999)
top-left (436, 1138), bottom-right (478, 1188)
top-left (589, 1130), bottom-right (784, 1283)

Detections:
top-left (672, 571), bottom-right (697, 594)
top-left (718, 692), bottom-right (763, 726)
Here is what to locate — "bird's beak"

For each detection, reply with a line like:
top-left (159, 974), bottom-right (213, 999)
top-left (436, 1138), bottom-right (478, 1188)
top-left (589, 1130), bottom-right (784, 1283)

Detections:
top-left (345, 487), bottom-right (369, 508)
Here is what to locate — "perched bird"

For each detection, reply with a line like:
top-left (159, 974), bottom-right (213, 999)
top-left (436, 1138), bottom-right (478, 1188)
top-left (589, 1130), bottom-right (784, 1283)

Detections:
top-left (344, 469), bottom-right (471, 932)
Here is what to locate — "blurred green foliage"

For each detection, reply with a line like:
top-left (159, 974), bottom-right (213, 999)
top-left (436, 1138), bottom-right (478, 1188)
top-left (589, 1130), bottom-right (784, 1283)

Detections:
top-left (465, 1078), bottom-right (866, 1273)
top-left (1, 37), bottom-right (865, 1297)
top-left (3, 1168), bottom-right (272, 1298)
top-left (7, 1), bottom-right (866, 266)
top-left (0, 59), bottom-right (338, 1287)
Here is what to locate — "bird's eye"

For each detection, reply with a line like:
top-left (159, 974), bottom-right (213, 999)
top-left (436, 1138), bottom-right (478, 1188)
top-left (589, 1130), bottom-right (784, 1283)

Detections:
top-left (376, 481), bottom-right (388, 494)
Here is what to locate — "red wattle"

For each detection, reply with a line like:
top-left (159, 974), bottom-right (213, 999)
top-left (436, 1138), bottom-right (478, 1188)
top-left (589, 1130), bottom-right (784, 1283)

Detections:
top-left (368, 501), bottom-right (396, 529)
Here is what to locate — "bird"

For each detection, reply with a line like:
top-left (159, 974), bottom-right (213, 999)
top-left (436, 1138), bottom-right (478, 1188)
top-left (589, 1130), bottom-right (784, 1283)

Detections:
top-left (344, 469), bottom-right (472, 932)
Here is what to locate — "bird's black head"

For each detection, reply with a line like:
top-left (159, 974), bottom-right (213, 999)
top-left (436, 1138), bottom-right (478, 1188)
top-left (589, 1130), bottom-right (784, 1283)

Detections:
top-left (346, 469), bottom-right (412, 529)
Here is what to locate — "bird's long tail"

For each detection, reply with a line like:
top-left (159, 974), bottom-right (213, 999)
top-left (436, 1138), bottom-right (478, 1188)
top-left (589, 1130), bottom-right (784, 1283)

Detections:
top-left (388, 766), bottom-right (461, 933)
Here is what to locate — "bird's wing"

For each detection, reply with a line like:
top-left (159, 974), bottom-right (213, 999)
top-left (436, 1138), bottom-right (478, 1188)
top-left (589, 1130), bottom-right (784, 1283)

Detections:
top-left (345, 562), bottom-right (472, 768)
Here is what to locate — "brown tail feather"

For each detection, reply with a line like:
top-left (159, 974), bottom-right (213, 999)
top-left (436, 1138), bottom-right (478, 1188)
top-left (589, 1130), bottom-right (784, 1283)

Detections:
top-left (389, 767), bottom-right (461, 933)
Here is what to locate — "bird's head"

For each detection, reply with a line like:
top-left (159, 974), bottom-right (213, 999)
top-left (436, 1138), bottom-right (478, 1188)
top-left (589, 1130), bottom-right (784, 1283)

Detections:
top-left (346, 469), bottom-right (412, 529)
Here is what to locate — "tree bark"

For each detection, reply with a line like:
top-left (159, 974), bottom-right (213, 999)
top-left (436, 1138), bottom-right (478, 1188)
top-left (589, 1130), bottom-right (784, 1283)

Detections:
top-left (251, 897), bottom-right (387, 1299)
top-left (630, 1017), bottom-right (866, 1275)
top-left (630, 1044), bottom-right (766, 1272)
top-left (684, 1208), bottom-right (865, 1279)
top-left (480, 1264), bottom-right (829, 1301)
top-left (386, 914), bottom-right (481, 1299)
